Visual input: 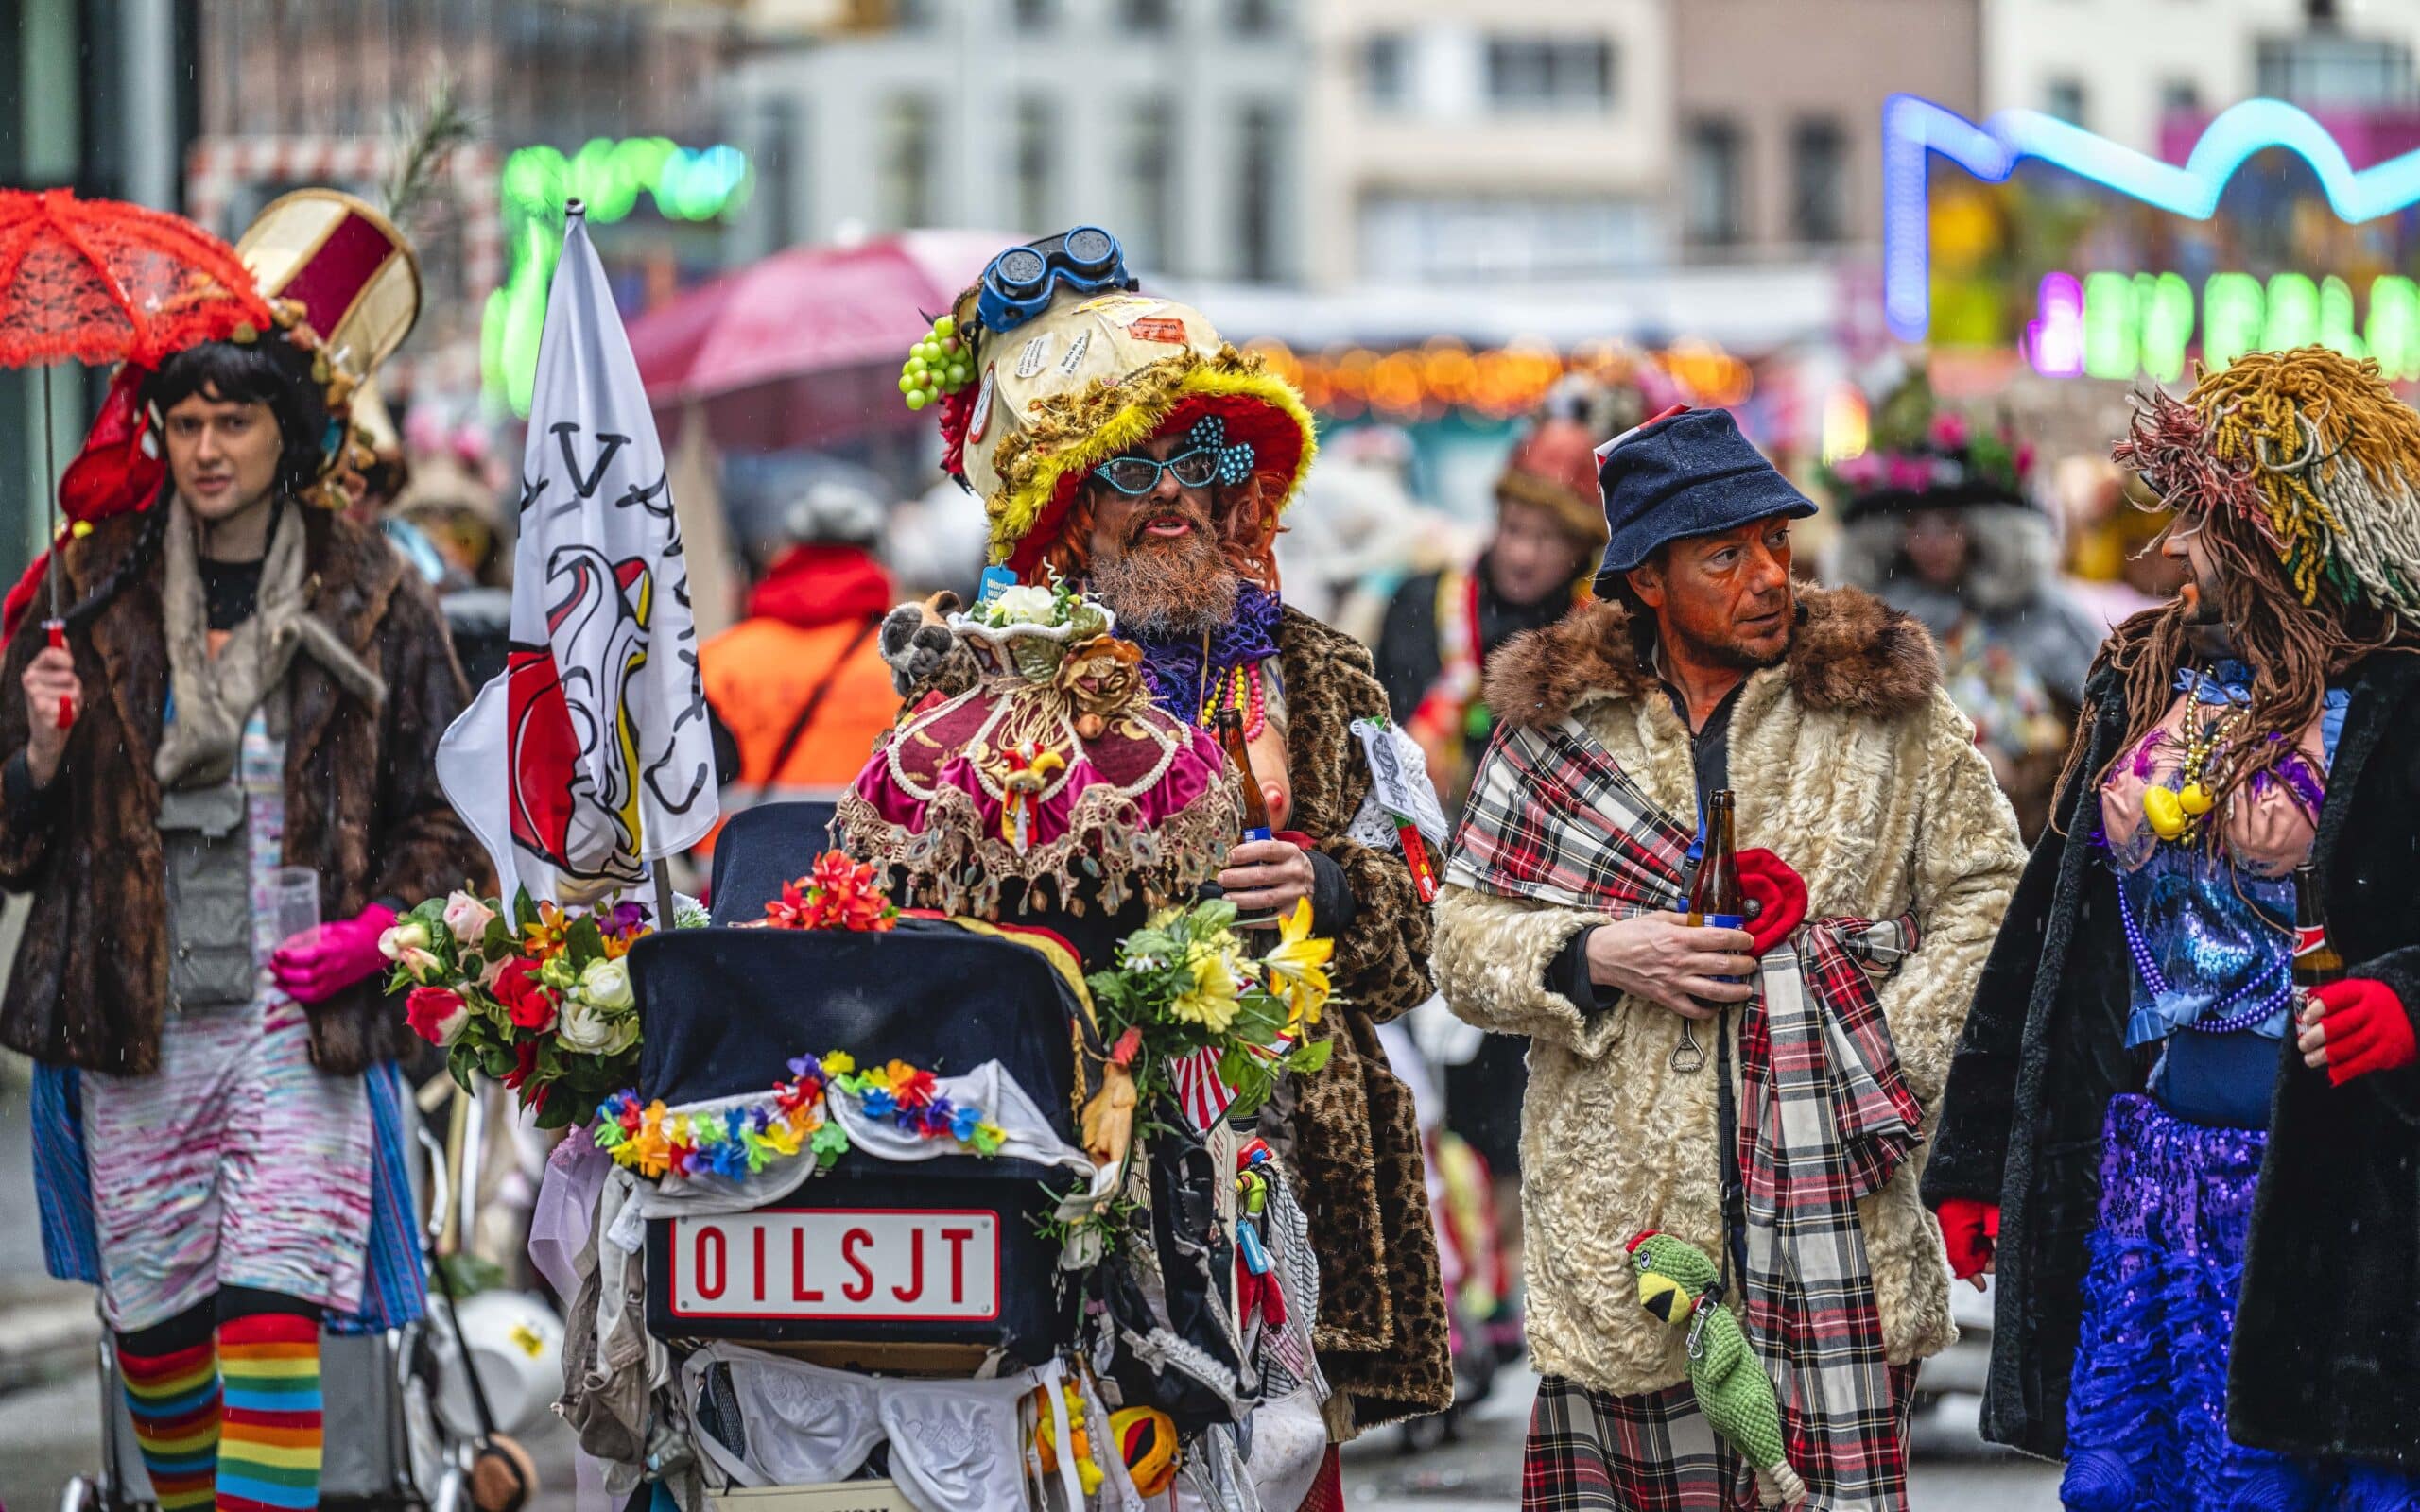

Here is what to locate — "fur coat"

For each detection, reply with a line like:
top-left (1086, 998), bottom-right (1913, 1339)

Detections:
top-left (0, 506), bottom-right (485, 1076)
top-left (1925, 638), bottom-right (2420, 1466)
top-left (1272, 605), bottom-right (1454, 1428)
top-left (1434, 587), bottom-right (2025, 1398)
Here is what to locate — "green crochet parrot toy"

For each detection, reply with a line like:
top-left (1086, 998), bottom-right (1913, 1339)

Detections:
top-left (1627, 1229), bottom-right (1807, 1509)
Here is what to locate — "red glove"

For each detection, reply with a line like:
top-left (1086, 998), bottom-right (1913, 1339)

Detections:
top-left (2305, 978), bottom-right (2419, 1087)
top-left (1937, 1196), bottom-right (1999, 1280)
top-left (270, 902), bottom-right (399, 1005)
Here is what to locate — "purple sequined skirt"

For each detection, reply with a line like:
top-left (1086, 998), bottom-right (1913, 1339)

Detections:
top-left (2063, 1094), bottom-right (2420, 1512)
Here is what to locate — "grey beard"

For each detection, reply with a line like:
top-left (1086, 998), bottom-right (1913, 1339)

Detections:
top-left (1089, 547), bottom-right (1242, 639)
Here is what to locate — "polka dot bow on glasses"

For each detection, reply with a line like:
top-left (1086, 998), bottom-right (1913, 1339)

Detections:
top-left (1190, 415), bottom-right (1257, 488)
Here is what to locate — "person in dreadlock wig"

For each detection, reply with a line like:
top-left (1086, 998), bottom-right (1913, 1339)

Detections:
top-left (1928, 346), bottom-right (2420, 1506)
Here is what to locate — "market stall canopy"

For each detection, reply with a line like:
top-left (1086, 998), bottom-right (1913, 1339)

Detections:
top-left (627, 230), bottom-right (1002, 451)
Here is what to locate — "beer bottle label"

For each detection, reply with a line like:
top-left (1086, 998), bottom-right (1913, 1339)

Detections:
top-left (2295, 925), bottom-right (2330, 958)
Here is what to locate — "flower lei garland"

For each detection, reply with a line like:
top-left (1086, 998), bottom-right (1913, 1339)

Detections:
top-left (593, 1051), bottom-right (1010, 1181)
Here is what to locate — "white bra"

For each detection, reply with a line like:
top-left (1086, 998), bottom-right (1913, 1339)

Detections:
top-left (682, 1343), bottom-right (1086, 1512)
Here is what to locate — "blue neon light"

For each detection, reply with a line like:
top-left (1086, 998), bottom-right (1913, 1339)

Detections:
top-left (1882, 94), bottom-right (2420, 343)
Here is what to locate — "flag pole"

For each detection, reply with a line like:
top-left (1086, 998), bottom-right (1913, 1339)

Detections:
top-left (651, 858), bottom-right (678, 930)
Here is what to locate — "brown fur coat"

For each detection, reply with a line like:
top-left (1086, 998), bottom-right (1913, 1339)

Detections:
top-left (1274, 606), bottom-right (1454, 1429)
top-left (0, 507), bottom-right (487, 1076)
top-left (1437, 587), bottom-right (2025, 1397)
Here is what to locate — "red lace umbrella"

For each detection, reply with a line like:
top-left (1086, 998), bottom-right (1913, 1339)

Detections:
top-left (0, 189), bottom-right (271, 717)
top-left (0, 187), bottom-right (270, 369)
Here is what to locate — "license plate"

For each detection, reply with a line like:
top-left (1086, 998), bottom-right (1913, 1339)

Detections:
top-left (665, 1208), bottom-right (1000, 1322)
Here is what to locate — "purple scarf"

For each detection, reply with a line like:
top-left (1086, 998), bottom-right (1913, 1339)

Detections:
top-left (1128, 581), bottom-right (1284, 728)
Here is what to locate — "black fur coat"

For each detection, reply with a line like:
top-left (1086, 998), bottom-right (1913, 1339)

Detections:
top-left (0, 506), bottom-right (486, 1076)
top-left (1925, 637), bottom-right (2420, 1467)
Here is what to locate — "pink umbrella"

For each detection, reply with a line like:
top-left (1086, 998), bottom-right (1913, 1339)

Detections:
top-left (628, 230), bottom-right (1004, 451)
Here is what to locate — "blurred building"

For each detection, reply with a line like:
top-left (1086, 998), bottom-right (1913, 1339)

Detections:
top-left (4, 0), bottom-right (199, 567)
top-left (723, 0), bottom-right (1308, 283)
top-left (188, 0), bottom-right (745, 398)
top-left (1985, 0), bottom-right (2420, 146)
top-left (1673, 0), bottom-right (1981, 255)
top-left (1299, 1), bottom-right (1674, 287)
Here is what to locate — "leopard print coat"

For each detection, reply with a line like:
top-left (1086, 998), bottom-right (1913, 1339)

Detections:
top-left (1273, 607), bottom-right (1453, 1429)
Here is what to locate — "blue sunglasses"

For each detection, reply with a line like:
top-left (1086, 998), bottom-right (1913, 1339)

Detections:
top-left (1091, 417), bottom-right (1257, 495)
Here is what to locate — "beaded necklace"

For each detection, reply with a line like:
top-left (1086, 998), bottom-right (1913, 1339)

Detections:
top-left (1194, 650), bottom-right (1269, 739)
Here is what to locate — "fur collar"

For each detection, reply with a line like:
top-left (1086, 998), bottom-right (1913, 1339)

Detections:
top-left (64, 499), bottom-right (406, 655)
top-left (1482, 584), bottom-right (1939, 730)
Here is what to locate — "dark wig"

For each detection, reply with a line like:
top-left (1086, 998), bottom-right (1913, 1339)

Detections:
top-left (140, 338), bottom-right (331, 497)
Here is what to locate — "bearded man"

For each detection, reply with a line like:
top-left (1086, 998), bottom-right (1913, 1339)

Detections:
top-left (909, 231), bottom-right (1452, 1449)
top-left (1433, 406), bottom-right (2024, 1510)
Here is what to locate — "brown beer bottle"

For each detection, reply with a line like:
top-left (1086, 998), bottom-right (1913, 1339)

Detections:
top-left (1688, 790), bottom-right (1745, 930)
top-left (1217, 708), bottom-right (1275, 843)
top-left (2293, 863), bottom-right (2345, 989)
top-left (1218, 708), bottom-right (1278, 928)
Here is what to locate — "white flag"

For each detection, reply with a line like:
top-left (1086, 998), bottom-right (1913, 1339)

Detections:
top-left (438, 211), bottom-right (717, 904)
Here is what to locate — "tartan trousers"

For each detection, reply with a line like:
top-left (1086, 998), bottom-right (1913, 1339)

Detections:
top-left (1522, 1368), bottom-right (1920, 1512)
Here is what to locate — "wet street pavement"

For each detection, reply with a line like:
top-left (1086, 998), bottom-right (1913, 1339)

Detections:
top-left (0, 1357), bottom-right (2063, 1512)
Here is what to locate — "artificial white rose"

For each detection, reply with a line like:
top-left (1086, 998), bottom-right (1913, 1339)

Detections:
top-left (441, 891), bottom-right (497, 943)
top-left (989, 583), bottom-right (1059, 625)
top-left (555, 995), bottom-right (616, 1054)
top-left (378, 919), bottom-right (432, 961)
top-left (579, 957), bottom-right (635, 1012)
top-left (393, 945), bottom-right (443, 983)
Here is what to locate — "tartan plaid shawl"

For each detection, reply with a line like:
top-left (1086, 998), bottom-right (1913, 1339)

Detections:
top-left (1450, 716), bottom-right (1924, 1509)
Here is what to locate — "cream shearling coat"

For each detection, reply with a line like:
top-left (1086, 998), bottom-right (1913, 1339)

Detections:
top-left (1434, 588), bottom-right (2024, 1399)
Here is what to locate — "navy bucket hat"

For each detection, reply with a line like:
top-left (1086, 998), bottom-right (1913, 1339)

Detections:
top-left (1593, 406), bottom-right (1816, 588)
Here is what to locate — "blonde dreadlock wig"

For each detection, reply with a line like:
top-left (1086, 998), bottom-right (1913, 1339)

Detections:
top-left (2086, 346), bottom-right (2420, 822)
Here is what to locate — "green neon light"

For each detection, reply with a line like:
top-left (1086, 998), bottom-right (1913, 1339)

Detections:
top-left (480, 137), bottom-right (753, 415)
top-left (2047, 268), bottom-right (2420, 382)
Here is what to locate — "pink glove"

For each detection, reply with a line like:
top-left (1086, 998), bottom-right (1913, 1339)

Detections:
top-left (271, 902), bottom-right (399, 1005)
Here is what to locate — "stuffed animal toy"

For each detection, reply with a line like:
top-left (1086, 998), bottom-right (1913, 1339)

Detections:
top-left (879, 590), bottom-right (981, 705)
top-left (1627, 1229), bottom-right (1806, 1508)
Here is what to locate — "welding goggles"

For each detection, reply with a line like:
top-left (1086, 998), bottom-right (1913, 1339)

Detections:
top-left (976, 226), bottom-right (1132, 334)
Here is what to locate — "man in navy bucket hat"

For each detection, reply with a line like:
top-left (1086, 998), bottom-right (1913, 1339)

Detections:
top-left (1432, 405), bottom-right (2023, 1508)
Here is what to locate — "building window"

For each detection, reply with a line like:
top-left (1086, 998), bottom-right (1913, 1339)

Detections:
top-left (2045, 77), bottom-right (2088, 126)
top-left (1128, 99), bottom-right (1175, 272)
top-left (880, 94), bottom-right (934, 230)
top-left (1238, 103), bottom-right (1284, 281)
top-left (1012, 0), bottom-right (1055, 29)
top-left (2160, 77), bottom-right (2202, 115)
top-left (1685, 117), bottom-right (1745, 247)
top-left (1013, 97), bottom-right (1053, 234)
top-left (1124, 0), bottom-right (1171, 29)
top-left (1484, 35), bottom-right (1615, 112)
top-left (1234, 0), bottom-right (1278, 32)
top-left (1791, 117), bottom-right (1847, 245)
top-left (1364, 32), bottom-right (1411, 110)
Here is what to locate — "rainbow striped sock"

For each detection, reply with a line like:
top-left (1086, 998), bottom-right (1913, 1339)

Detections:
top-left (216, 1312), bottom-right (323, 1512)
top-left (116, 1337), bottom-right (219, 1512)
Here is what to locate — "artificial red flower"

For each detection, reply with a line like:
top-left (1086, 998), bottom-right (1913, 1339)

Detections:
top-left (493, 956), bottom-right (558, 1033)
top-left (1734, 848), bottom-right (1809, 959)
top-left (505, 1037), bottom-right (540, 1091)
top-left (888, 1062), bottom-right (938, 1110)
top-left (404, 985), bottom-right (469, 1046)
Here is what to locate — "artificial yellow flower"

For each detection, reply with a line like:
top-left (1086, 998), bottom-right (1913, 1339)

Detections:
top-left (821, 1050), bottom-right (856, 1076)
top-left (756, 1118), bottom-right (803, 1159)
top-left (1170, 942), bottom-right (1242, 1034)
top-left (1262, 898), bottom-right (1334, 1031)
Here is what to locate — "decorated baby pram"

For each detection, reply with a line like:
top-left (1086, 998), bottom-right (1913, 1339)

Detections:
top-left (536, 585), bottom-right (1341, 1512)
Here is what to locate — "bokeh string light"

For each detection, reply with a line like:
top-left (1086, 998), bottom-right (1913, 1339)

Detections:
top-left (1241, 335), bottom-right (1752, 421)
